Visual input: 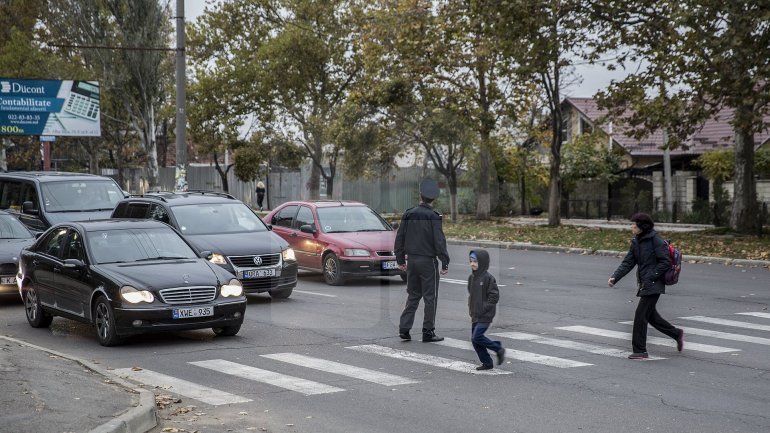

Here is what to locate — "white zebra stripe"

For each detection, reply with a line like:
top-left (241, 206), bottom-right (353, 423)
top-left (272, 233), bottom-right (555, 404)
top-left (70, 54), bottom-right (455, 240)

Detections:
top-left (492, 332), bottom-right (666, 360)
top-left (735, 312), bottom-right (770, 320)
top-left (679, 316), bottom-right (770, 332)
top-left (189, 359), bottom-right (345, 396)
top-left (619, 321), bottom-right (770, 346)
top-left (557, 325), bottom-right (739, 353)
top-left (346, 344), bottom-right (511, 375)
top-left (436, 337), bottom-right (592, 368)
top-left (113, 368), bottom-right (252, 405)
top-left (261, 353), bottom-right (418, 386)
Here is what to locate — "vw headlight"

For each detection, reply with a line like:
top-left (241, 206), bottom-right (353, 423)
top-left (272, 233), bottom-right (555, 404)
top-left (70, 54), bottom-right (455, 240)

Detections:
top-left (120, 286), bottom-right (155, 304)
top-left (220, 278), bottom-right (243, 297)
top-left (282, 247), bottom-right (296, 261)
top-left (344, 249), bottom-right (369, 257)
top-left (209, 253), bottom-right (227, 265)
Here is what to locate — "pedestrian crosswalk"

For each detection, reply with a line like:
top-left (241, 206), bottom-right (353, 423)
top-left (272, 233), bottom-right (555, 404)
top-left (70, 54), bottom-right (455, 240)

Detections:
top-left (114, 311), bottom-right (770, 407)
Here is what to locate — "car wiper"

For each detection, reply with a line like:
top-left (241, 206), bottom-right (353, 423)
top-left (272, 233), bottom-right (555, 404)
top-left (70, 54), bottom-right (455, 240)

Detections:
top-left (135, 256), bottom-right (190, 261)
top-left (356, 229), bottom-right (386, 232)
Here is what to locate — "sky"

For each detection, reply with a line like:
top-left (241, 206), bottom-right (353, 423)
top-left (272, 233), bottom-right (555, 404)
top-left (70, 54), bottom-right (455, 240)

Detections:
top-left (180, 0), bottom-right (628, 98)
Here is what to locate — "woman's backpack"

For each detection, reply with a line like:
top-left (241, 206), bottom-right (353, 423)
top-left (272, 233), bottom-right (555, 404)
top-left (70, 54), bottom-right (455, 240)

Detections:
top-left (658, 238), bottom-right (682, 285)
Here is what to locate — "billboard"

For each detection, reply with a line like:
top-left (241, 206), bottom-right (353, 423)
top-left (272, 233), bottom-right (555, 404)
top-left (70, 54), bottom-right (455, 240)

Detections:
top-left (0, 78), bottom-right (101, 136)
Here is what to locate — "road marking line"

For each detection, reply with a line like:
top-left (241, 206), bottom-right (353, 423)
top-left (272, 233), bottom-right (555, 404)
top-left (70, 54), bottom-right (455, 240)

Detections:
top-left (557, 325), bottom-right (739, 353)
top-left (113, 368), bottom-right (252, 405)
top-left (492, 332), bottom-right (665, 360)
top-left (441, 278), bottom-right (467, 285)
top-left (437, 337), bottom-right (592, 368)
top-left (293, 290), bottom-right (337, 298)
top-left (735, 312), bottom-right (770, 320)
top-left (679, 316), bottom-right (770, 332)
top-left (261, 353), bottom-right (418, 386)
top-left (346, 344), bottom-right (511, 375)
top-left (619, 321), bottom-right (770, 346)
top-left (189, 359), bottom-right (345, 396)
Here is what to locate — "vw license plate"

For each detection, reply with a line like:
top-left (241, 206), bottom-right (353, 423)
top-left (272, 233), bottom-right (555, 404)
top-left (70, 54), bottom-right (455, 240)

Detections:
top-left (242, 269), bottom-right (276, 279)
top-left (382, 260), bottom-right (399, 270)
top-left (172, 306), bottom-right (213, 319)
top-left (0, 276), bottom-right (15, 285)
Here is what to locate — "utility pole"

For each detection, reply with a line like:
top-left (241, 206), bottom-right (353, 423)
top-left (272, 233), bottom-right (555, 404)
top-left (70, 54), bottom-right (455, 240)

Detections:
top-left (174, 0), bottom-right (188, 192)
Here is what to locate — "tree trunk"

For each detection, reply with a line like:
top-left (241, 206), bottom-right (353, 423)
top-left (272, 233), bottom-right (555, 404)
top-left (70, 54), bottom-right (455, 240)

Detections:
top-left (144, 105), bottom-right (160, 189)
top-left (520, 176), bottom-right (528, 216)
top-left (729, 121), bottom-right (759, 233)
top-left (476, 134), bottom-right (491, 220)
top-left (447, 174), bottom-right (458, 223)
top-left (308, 163), bottom-right (321, 200)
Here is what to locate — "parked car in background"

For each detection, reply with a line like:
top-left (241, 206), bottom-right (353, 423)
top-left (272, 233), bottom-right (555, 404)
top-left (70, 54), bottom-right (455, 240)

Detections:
top-left (0, 172), bottom-right (127, 234)
top-left (0, 211), bottom-right (36, 300)
top-left (264, 201), bottom-right (405, 285)
top-left (111, 191), bottom-right (297, 298)
top-left (17, 219), bottom-right (246, 346)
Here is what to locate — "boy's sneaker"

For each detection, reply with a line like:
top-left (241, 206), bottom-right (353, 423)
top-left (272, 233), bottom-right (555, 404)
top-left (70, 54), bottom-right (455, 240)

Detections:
top-left (399, 331), bottom-right (411, 341)
top-left (676, 329), bottom-right (685, 352)
top-left (476, 364), bottom-right (494, 371)
top-left (627, 352), bottom-right (649, 360)
top-left (496, 348), bottom-right (506, 365)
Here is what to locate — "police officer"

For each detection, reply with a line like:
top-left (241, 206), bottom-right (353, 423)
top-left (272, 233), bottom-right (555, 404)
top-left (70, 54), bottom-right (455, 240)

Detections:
top-left (395, 179), bottom-right (450, 342)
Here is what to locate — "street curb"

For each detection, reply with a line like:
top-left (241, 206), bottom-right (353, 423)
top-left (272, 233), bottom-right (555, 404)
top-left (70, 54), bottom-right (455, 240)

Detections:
top-left (0, 335), bottom-right (157, 433)
top-left (447, 238), bottom-right (770, 269)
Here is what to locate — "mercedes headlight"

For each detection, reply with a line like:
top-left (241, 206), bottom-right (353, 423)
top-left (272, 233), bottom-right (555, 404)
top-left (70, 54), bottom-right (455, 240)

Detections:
top-left (209, 253), bottom-right (227, 265)
top-left (344, 249), bottom-right (369, 257)
top-left (282, 247), bottom-right (296, 261)
top-left (120, 286), bottom-right (155, 303)
top-left (220, 278), bottom-right (243, 297)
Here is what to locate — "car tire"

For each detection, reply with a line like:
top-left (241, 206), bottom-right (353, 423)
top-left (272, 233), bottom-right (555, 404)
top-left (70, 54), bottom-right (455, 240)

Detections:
top-left (213, 325), bottom-right (241, 337)
top-left (323, 253), bottom-right (345, 286)
top-left (24, 285), bottom-right (53, 328)
top-left (269, 287), bottom-right (293, 299)
top-left (93, 297), bottom-right (122, 346)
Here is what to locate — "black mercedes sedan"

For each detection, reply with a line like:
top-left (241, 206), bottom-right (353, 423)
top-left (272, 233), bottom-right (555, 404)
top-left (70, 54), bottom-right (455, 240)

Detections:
top-left (17, 219), bottom-right (246, 346)
top-left (0, 211), bottom-right (35, 299)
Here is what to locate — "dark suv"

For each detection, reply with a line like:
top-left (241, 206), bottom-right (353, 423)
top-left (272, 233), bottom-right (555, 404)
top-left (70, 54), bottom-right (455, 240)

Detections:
top-left (111, 191), bottom-right (297, 298)
top-left (0, 172), bottom-right (126, 234)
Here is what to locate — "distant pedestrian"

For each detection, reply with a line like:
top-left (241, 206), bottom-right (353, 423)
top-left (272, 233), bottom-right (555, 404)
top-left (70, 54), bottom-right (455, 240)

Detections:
top-left (608, 212), bottom-right (684, 359)
top-left (467, 249), bottom-right (505, 370)
top-left (256, 181), bottom-right (266, 211)
top-left (395, 179), bottom-right (450, 343)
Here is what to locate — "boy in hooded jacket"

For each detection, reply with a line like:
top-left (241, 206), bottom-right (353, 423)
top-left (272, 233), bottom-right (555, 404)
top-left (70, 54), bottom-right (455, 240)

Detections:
top-left (467, 249), bottom-right (505, 370)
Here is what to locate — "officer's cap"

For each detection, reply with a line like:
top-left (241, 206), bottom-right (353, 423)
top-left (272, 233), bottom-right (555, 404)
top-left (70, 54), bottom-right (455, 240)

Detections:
top-left (419, 179), bottom-right (440, 200)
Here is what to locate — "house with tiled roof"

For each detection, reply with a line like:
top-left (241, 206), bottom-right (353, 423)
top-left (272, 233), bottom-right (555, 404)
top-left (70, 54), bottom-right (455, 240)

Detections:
top-left (562, 97), bottom-right (770, 217)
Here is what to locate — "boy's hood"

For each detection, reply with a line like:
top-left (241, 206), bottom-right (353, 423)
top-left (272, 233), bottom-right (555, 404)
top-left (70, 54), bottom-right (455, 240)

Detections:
top-left (470, 249), bottom-right (490, 275)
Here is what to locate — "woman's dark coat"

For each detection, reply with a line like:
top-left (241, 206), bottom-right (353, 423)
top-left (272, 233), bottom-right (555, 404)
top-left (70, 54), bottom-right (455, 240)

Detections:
top-left (612, 229), bottom-right (670, 296)
top-left (467, 249), bottom-right (499, 322)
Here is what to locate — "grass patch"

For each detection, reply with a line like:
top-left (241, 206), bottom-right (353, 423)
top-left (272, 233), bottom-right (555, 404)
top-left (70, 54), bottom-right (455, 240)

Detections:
top-left (438, 218), bottom-right (770, 261)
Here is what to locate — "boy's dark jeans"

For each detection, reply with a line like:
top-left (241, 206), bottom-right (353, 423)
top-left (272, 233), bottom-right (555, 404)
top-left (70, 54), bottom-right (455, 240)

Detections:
top-left (471, 322), bottom-right (503, 367)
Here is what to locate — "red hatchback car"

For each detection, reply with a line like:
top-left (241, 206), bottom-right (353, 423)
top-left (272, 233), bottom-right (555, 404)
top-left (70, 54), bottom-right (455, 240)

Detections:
top-left (263, 201), bottom-right (406, 285)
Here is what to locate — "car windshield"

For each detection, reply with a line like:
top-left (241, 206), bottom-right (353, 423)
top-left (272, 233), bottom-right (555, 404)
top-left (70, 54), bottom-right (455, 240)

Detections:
top-left (0, 214), bottom-right (32, 239)
top-left (171, 202), bottom-right (268, 235)
top-left (87, 227), bottom-right (198, 264)
top-left (317, 206), bottom-right (391, 233)
top-left (41, 180), bottom-right (124, 212)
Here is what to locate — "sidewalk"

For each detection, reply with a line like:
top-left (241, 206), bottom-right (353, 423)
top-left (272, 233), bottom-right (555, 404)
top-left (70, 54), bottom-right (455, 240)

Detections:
top-left (0, 335), bottom-right (156, 433)
top-left (505, 216), bottom-right (715, 232)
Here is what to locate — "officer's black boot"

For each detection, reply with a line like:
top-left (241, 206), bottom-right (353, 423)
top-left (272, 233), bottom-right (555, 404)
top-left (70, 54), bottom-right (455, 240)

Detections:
top-left (422, 329), bottom-right (444, 343)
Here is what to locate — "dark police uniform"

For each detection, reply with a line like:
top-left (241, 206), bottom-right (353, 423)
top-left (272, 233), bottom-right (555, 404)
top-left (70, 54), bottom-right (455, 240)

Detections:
top-left (395, 179), bottom-right (450, 342)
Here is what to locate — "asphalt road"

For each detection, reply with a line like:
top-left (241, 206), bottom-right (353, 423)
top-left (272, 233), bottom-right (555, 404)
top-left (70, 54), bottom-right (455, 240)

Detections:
top-left (1, 245), bottom-right (769, 433)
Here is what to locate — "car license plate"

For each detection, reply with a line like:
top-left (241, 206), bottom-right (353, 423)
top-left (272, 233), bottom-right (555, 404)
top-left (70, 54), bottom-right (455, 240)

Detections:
top-left (382, 260), bottom-right (399, 270)
top-left (242, 269), bottom-right (276, 279)
top-left (172, 306), bottom-right (213, 319)
top-left (0, 276), bottom-right (15, 284)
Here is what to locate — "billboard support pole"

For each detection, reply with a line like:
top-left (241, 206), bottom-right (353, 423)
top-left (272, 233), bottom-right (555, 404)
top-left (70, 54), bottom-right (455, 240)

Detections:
top-left (174, 0), bottom-right (187, 192)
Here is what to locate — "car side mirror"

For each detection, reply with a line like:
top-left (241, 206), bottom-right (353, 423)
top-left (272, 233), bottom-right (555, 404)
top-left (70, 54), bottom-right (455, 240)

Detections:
top-left (199, 250), bottom-right (212, 260)
top-left (62, 259), bottom-right (85, 269)
top-left (299, 224), bottom-right (316, 234)
top-left (22, 201), bottom-right (38, 215)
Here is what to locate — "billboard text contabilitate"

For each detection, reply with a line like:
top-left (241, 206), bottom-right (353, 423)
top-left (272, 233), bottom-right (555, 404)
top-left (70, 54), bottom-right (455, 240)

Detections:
top-left (0, 78), bottom-right (101, 137)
